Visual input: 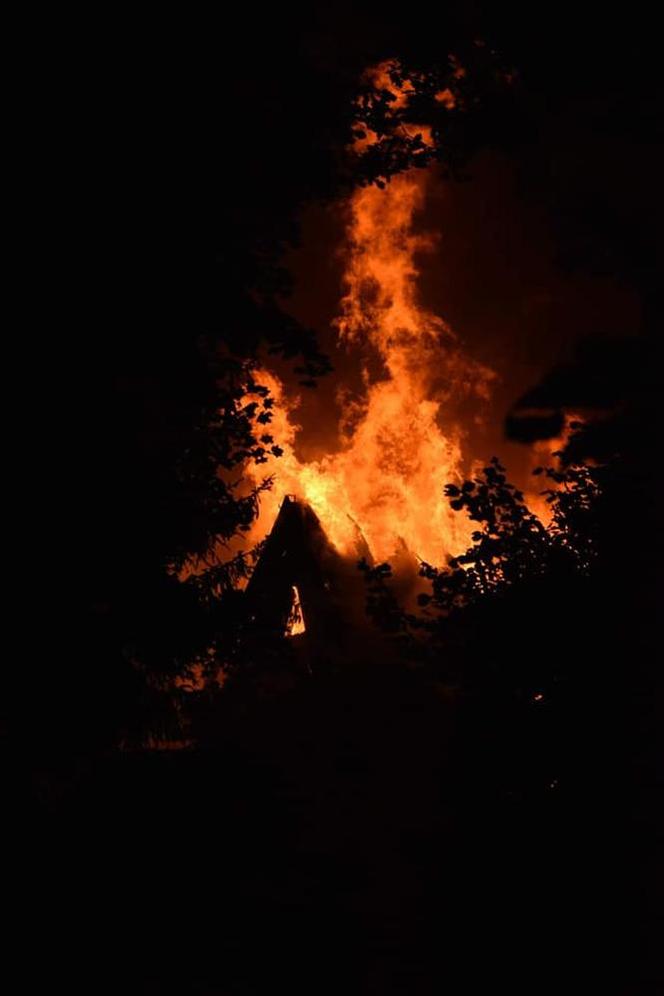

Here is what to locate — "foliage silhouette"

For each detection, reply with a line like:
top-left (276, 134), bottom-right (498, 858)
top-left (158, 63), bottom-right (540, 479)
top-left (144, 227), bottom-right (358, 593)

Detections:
top-left (33, 20), bottom-right (522, 756)
top-left (362, 447), bottom-right (602, 639)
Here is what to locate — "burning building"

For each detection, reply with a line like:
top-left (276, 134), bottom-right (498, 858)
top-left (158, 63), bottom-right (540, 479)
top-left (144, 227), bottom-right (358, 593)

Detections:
top-left (244, 495), bottom-right (378, 665)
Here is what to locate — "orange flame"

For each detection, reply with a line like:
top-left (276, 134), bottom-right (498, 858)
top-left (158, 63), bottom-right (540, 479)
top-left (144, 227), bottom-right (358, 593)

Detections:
top-left (352, 61), bottom-right (438, 154)
top-left (285, 585), bottom-right (306, 636)
top-left (242, 167), bottom-right (495, 566)
top-left (525, 413), bottom-right (584, 526)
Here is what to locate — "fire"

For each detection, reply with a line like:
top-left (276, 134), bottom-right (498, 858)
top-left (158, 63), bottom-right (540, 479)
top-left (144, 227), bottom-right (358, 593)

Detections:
top-left (241, 167), bottom-right (495, 566)
top-left (227, 60), bottom-right (509, 570)
top-left (209, 58), bottom-right (570, 581)
top-left (525, 413), bottom-right (583, 525)
top-left (286, 585), bottom-right (306, 636)
top-left (352, 60), bottom-right (438, 154)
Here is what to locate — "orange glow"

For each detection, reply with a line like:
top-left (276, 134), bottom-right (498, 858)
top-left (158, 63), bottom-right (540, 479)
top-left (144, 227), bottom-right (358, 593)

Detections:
top-left (241, 167), bottom-right (495, 566)
top-left (434, 88), bottom-right (456, 108)
top-left (225, 61), bottom-right (552, 575)
top-left (286, 585), bottom-right (306, 636)
top-left (526, 413), bottom-right (583, 525)
top-left (369, 61), bottom-right (415, 109)
top-left (352, 61), bottom-right (437, 153)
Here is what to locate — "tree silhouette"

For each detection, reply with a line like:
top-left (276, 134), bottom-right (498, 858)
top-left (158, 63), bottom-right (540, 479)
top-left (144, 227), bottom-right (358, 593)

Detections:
top-left (361, 447), bottom-right (602, 637)
top-left (30, 22), bottom-right (522, 758)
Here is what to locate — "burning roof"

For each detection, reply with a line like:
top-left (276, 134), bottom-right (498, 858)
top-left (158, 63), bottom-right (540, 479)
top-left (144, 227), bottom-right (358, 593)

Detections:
top-left (244, 496), bottom-right (375, 663)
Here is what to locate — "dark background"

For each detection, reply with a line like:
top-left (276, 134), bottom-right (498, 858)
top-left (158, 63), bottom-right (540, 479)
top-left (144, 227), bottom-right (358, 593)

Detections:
top-left (20, 3), bottom-right (663, 992)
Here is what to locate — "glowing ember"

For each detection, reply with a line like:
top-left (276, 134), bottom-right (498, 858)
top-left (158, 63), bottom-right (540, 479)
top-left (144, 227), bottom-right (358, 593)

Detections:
top-left (525, 413), bottom-right (584, 526)
top-left (286, 585), bottom-right (306, 636)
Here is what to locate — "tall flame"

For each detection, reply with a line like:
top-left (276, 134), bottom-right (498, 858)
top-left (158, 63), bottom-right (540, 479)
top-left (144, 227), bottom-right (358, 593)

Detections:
top-left (242, 167), bottom-right (495, 566)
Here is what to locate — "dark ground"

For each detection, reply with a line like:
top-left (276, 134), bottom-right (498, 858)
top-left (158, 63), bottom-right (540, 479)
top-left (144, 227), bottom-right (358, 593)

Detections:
top-left (31, 657), bottom-right (662, 995)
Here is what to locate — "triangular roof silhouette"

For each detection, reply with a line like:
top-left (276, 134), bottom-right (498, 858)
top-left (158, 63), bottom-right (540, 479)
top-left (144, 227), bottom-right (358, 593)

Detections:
top-left (244, 496), bottom-right (374, 663)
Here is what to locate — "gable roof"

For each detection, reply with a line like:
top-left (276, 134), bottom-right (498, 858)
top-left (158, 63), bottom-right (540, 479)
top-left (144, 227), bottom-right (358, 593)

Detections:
top-left (244, 497), bottom-right (374, 660)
